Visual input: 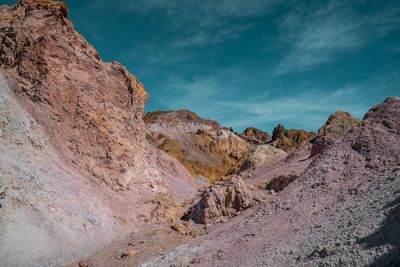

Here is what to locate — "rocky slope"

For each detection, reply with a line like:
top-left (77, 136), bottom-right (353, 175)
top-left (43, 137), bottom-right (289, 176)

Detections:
top-left (0, 1), bottom-right (198, 266)
top-left (141, 97), bottom-right (400, 266)
top-left (145, 109), bottom-right (359, 184)
top-left (145, 110), bottom-right (251, 181)
top-left (0, 0), bottom-right (153, 189)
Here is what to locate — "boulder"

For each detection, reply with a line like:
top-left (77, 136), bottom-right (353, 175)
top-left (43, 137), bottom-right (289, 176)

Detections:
top-left (241, 145), bottom-right (288, 170)
top-left (183, 176), bottom-right (253, 224)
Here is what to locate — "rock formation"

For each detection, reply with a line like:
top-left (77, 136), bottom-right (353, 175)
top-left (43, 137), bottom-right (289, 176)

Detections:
top-left (317, 111), bottom-right (360, 137)
top-left (0, 1), bottom-right (198, 266)
top-left (311, 111), bottom-right (360, 157)
top-left (145, 110), bottom-right (250, 181)
top-left (140, 97), bottom-right (400, 266)
top-left (270, 124), bottom-right (316, 153)
top-left (239, 127), bottom-right (271, 145)
top-left (240, 144), bottom-right (288, 171)
top-left (182, 176), bottom-right (254, 224)
top-left (0, 0), bottom-right (155, 190)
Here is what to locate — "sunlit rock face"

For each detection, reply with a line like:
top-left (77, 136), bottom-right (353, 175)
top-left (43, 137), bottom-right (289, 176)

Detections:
top-left (145, 110), bottom-right (250, 182)
top-left (0, 0), bottom-right (156, 189)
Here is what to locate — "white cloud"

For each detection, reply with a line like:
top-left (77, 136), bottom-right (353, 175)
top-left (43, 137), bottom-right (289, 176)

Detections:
top-left (111, 0), bottom-right (280, 48)
top-left (119, 0), bottom-right (279, 24)
top-left (172, 23), bottom-right (255, 48)
top-left (215, 86), bottom-right (366, 130)
top-left (274, 0), bottom-right (400, 75)
top-left (148, 69), bottom-right (386, 132)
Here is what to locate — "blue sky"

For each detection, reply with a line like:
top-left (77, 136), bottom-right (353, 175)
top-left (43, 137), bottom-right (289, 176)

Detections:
top-left (2, 0), bottom-right (400, 132)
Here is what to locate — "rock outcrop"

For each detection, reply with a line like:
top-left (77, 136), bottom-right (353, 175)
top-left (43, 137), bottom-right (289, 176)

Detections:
top-left (239, 127), bottom-right (271, 145)
top-left (0, 1), bottom-right (198, 266)
top-left (145, 110), bottom-right (250, 181)
top-left (270, 124), bottom-right (315, 153)
top-left (0, 0), bottom-right (156, 190)
top-left (241, 144), bottom-right (288, 171)
top-left (182, 176), bottom-right (253, 224)
top-left (311, 111), bottom-right (360, 157)
top-left (317, 111), bottom-right (360, 137)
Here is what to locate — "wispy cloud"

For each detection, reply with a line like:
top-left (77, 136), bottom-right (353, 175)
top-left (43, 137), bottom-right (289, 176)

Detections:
top-left (112, 0), bottom-right (280, 48)
top-left (147, 67), bottom-right (397, 132)
top-left (172, 23), bottom-right (255, 48)
top-left (216, 87), bottom-right (366, 130)
top-left (275, 0), bottom-right (400, 75)
top-left (119, 0), bottom-right (280, 26)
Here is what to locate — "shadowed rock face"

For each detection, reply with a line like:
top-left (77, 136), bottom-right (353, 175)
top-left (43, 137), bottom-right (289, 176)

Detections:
top-left (0, 0), bottom-right (153, 189)
top-left (145, 110), bottom-right (250, 181)
top-left (264, 174), bottom-right (299, 192)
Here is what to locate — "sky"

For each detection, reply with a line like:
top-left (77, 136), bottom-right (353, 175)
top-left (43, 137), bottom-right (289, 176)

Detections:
top-left (2, 0), bottom-right (400, 132)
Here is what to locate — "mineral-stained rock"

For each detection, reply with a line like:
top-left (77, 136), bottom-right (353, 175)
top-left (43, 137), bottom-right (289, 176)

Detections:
top-left (271, 124), bottom-right (315, 153)
top-left (145, 110), bottom-right (250, 181)
top-left (311, 111), bottom-right (360, 157)
top-left (351, 96), bottom-right (400, 171)
top-left (183, 176), bottom-right (253, 224)
top-left (317, 111), bottom-right (360, 137)
top-left (239, 127), bottom-right (271, 145)
top-left (241, 144), bottom-right (288, 171)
